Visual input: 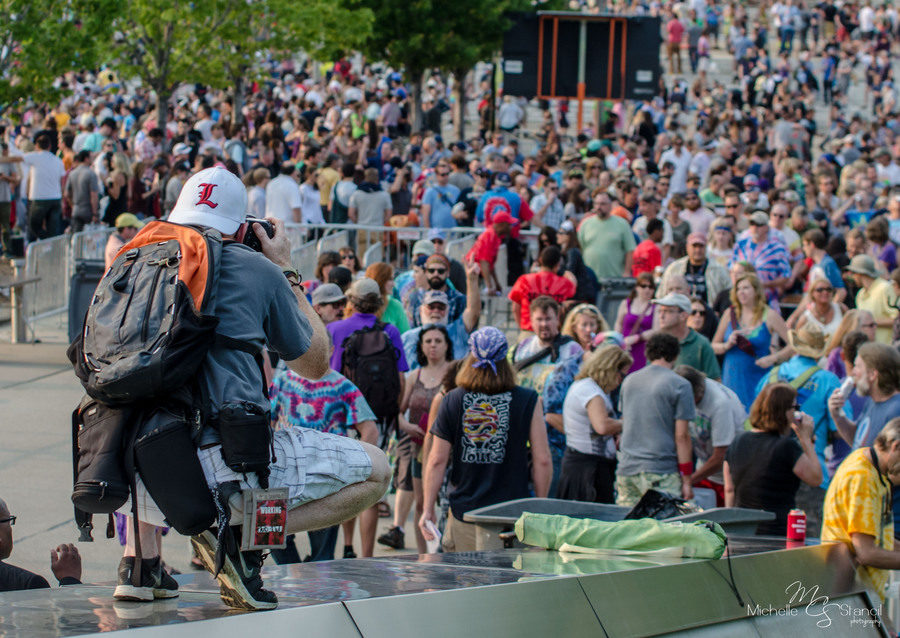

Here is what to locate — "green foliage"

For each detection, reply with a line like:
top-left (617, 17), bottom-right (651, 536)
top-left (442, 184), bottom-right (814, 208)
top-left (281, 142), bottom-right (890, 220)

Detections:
top-left (201, 0), bottom-right (373, 89)
top-left (0, 0), bottom-right (115, 112)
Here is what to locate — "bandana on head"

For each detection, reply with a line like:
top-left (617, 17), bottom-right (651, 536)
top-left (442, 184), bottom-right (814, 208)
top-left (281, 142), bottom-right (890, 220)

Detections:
top-left (468, 326), bottom-right (509, 375)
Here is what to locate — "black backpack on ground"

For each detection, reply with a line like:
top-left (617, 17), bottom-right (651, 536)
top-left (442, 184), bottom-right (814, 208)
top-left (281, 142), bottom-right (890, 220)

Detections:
top-left (340, 321), bottom-right (402, 421)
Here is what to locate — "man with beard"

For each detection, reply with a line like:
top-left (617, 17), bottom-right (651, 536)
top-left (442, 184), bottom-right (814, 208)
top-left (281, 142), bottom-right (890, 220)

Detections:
top-left (511, 296), bottom-right (584, 497)
top-left (829, 343), bottom-right (900, 452)
top-left (401, 262), bottom-right (481, 366)
top-left (406, 254), bottom-right (466, 328)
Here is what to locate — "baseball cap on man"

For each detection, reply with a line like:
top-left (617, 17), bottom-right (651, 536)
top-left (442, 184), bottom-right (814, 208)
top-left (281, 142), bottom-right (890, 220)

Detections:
top-left (172, 143), bottom-right (192, 156)
top-left (652, 293), bottom-right (691, 313)
top-left (422, 290), bottom-right (449, 306)
top-left (494, 172), bottom-right (511, 186)
top-left (749, 211), bottom-right (769, 226)
top-left (115, 213), bottom-right (144, 230)
top-left (311, 283), bottom-right (346, 305)
top-left (169, 166), bottom-right (247, 235)
top-left (687, 232), bottom-right (707, 246)
top-left (347, 277), bottom-right (381, 299)
top-left (412, 239), bottom-right (436, 257)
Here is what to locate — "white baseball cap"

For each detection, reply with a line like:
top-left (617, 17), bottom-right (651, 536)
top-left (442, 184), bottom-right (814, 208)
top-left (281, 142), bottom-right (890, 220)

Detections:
top-left (169, 166), bottom-right (247, 235)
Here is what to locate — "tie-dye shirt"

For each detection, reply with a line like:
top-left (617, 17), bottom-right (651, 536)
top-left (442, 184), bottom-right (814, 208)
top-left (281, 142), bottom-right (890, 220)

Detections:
top-left (269, 368), bottom-right (376, 436)
top-left (822, 448), bottom-right (894, 600)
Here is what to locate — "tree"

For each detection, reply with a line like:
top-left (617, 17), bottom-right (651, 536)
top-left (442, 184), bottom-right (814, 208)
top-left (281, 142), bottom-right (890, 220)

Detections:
top-left (201, 0), bottom-right (372, 127)
top-left (0, 0), bottom-right (115, 115)
top-left (346, 0), bottom-right (546, 138)
top-left (104, 0), bottom-right (239, 129)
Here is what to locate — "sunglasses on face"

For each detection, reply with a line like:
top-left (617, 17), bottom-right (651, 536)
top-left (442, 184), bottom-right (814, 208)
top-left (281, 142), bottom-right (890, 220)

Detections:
top-left (426, 303), bottom-right (448, 310)
top-left (426, 268), bottom-right (447, 275)
top-left (691, 309), bottom-right (706, 316)
top-left (725, 203), bottom-right (740, 208)
top-left (0, 516), bottom-right (15, 526)
top-left (637, 283), bottom-right (654, 289)
top-left (436, 172), bottom-right (449, 177)
top-left (342, 254), bottom-right (356, 260)
top-left (432, 238), bottom-right (444, 245)
top-left (812, 287), bottom-right (833, 293)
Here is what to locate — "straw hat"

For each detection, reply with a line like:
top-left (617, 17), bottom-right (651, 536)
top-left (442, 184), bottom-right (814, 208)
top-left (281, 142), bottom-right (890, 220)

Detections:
top-left (788, 325), bottom-right (827, 360)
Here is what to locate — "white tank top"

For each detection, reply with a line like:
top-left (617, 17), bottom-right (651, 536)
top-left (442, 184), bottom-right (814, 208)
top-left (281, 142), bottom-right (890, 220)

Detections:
top-left (801, 302), bottom-right (843, 339)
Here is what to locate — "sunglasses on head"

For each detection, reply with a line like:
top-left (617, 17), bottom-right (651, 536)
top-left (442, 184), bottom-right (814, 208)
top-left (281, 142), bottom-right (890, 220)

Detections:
top-left (426, 267), bottom-right (447, 275)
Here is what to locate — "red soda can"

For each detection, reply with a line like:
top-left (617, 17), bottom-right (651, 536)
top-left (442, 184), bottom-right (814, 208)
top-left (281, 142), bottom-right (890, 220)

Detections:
top-left (787, 509), bottom-right (807, 542)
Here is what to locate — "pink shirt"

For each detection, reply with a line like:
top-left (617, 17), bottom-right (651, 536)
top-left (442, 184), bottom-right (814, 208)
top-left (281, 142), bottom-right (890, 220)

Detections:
top-left (667, 19), bottom-right (685, 45)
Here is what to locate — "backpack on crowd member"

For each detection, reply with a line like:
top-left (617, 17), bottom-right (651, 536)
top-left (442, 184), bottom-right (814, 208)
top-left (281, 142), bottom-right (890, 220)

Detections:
top-left (67, 221), bottom-right (267, 543)
top-left (340, 321), bottom-right (401, 421)
top-left (741, 363), bottom-right (820, 430)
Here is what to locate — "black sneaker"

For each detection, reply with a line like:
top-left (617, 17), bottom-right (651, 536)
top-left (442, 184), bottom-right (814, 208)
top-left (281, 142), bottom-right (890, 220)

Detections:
top-left (343, 545), bottom-right (357, 559)
top-left (377, 526), bottom-right (405, 550)
top-left (191, 529), bottom-right (278, 611)
top-left (113, 556), bottom-right (179, 602)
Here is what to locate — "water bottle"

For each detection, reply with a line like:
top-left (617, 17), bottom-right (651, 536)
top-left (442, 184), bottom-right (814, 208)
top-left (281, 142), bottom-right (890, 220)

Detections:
top-left (838, 377), bottom-right (855, 401)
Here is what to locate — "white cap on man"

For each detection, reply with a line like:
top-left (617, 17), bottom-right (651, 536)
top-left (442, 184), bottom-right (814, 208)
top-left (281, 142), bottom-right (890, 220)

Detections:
top-left (169, 166), bottom-right (248, 235)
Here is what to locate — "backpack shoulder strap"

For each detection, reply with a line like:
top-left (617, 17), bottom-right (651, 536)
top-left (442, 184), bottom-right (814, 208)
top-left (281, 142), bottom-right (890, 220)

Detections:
top-left (790, 364), bottom-right (821, 391)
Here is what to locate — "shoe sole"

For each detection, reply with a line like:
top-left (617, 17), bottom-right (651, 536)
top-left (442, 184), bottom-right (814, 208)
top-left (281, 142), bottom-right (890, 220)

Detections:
top-left (114, 583), bottom-right (179, 601)
top-left (113, 585), bottom-right (154, 602)
top-left (190, 531), bottom-right (277, 611)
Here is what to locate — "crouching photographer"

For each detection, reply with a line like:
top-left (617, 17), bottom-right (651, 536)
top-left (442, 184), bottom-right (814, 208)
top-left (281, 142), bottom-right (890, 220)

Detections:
top-left (71, 167), bottom-right (389, 611)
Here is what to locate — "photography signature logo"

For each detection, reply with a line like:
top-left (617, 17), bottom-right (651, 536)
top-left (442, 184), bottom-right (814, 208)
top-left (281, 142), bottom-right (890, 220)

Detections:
top-left (746, 580), bottom-right (883, 629)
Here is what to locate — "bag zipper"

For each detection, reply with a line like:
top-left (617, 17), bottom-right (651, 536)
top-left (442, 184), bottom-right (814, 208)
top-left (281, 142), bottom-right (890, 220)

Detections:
top-left (140, 261), bottom-right (166, 343)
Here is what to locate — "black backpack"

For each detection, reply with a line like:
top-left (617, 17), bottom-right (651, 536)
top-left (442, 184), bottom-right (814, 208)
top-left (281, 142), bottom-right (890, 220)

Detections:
top-left (340, 321), bottom-right (401, 420)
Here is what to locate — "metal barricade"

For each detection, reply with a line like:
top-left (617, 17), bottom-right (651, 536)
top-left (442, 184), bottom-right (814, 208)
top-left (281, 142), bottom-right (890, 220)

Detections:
top-left (291, 240), bottom-right (318, 283)
top-left (445, 236), bottom-right (475, 263)
top-left (282, 224), bottom-right (309, 252)
top-left (23, 236), bottom-right (70, 322)
top-left (71, 227), bottom-right (114, 262)
top-left (317, 230), bottom-right (350, 255)
top-left (363, 242), bottom-right (383, 267)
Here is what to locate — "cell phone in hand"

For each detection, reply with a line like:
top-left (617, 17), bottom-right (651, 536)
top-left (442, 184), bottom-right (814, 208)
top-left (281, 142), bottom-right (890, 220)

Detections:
top-left (237, 217), bottom-right (275, 252)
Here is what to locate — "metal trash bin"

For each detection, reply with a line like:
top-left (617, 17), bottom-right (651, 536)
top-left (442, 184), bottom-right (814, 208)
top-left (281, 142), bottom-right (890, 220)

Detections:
top-left (595, 277), bottom-right (636, 327)
top-left (463, 497), bottom-right (775, 550)
top-left (68, 259), bottom-right (105, 343)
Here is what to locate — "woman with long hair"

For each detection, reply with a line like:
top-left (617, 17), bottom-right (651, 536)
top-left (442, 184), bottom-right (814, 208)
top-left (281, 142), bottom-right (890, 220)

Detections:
top-left (104, 152), bottom-right (131, 226)
top-left (615, 272), bottom-right (656, 373)
top-left (713, 273), bottom-right (790, 409)
top-left (795, 276), bottom-right (844, 341)
top-left (365, 262), bottom-right (409, 333)
top-left (557, 220), bottom-right (600, 302)
top-left (339, 246), bottom-right (362, 277)
top-left (387, 325), bottom-right (455, 554)
top-left (557, 345), bottom-right (633, 503)
top-left (724, 383), bottom-right (822, 535)
top-left (562, 303), bottom-right (610, 352)
top-left (707, 217), bottom-right (735, 268)
top-left (419, 327), bottom-right (552, 552)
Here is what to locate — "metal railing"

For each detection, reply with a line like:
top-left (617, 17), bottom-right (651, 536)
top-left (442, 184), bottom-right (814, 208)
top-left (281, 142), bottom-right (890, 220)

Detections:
top-left (291, 240), bottom-right (318, 283)
top-left (23, 236), bottom-right (70, 322)
top-left (20, 221), bottom-right (537, 339)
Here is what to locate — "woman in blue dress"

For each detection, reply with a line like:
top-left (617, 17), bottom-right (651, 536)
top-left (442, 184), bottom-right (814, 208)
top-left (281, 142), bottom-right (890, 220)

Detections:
top-left (713, 273), bottom-right (791, 409)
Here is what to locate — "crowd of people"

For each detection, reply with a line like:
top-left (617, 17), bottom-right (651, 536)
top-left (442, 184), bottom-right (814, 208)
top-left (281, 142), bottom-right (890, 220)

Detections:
top-left (1, 0), bottom-right (900, 612)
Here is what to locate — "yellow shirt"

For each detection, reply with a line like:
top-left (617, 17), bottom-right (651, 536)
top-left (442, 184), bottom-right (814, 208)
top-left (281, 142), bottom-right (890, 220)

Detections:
top-left (822, 448), bottom-right (894, 599)
top-left (855, 278), bottom-right (898, 344)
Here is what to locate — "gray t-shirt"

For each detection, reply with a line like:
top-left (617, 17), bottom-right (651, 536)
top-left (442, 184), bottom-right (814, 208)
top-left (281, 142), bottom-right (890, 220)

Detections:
top-left (66, 165), bottom-right (100, 220)
top-left (199, 243), bottom-right (312, 444)
top-left (617, 364), bottom-right (696, 476)
top-left (349, 187), bottom-right (392, 226)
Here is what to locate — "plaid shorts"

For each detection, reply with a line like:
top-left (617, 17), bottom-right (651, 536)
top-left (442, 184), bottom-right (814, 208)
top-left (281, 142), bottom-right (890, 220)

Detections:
top-left (123, 427), bottom-right (373, 526)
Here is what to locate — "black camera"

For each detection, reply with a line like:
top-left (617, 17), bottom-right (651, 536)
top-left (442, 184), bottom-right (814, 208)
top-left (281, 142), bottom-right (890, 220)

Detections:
top-left (238, 217), bottom-right (275, 252)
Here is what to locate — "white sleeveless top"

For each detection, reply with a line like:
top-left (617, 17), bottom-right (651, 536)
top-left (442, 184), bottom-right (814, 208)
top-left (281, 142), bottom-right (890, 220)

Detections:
top-left (801, 302), bottom-right (843, 338)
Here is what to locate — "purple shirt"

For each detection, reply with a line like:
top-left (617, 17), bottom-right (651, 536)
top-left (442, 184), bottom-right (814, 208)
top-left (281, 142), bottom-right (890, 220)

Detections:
top-left (327, 313), bottom-right (409, 373)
